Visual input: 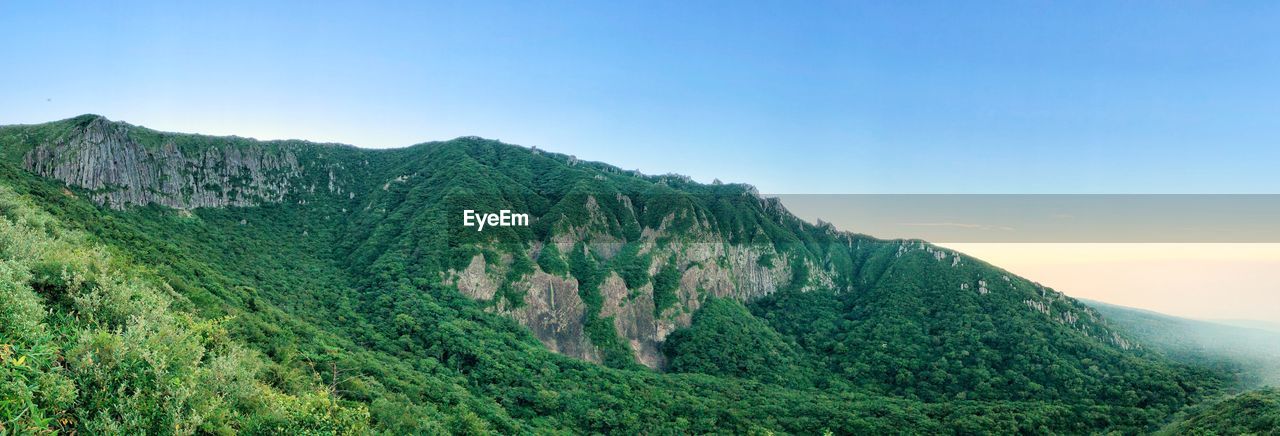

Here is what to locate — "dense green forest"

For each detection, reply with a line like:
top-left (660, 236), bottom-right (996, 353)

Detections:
top-left (0, 184), bottom-right (368, 434)
top-left (0, 116), bottom-right (1273, 434)
top-left (1161, 389), bottom-right (1280, 435)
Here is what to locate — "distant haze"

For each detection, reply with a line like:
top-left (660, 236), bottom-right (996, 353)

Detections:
top-left (781, 196), bottom-right (1280, 323)
top-left (783, 199), bottom-right (1280, 323)
top-left (941, 243), bottom-right (1280, 324)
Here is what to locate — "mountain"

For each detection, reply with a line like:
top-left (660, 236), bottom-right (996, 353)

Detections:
top-left (0, 115), bottom-right (1235, 433)
top-left (1085, 300), bottom-right (1280, 389)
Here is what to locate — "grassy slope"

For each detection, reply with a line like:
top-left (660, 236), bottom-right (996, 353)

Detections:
top-left (0, 182), bottom-right (369, 434)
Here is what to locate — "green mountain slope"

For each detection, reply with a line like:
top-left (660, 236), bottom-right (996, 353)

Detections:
top-left (0, 183), bottom-right (369, 434)
top-left (0, 115), bottom-right (1241, 433)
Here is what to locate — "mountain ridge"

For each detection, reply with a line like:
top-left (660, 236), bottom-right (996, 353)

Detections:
top-left (0, 114), bottom-right (1231, 433)
top-left (8, 115), bottom-right (1140, 366)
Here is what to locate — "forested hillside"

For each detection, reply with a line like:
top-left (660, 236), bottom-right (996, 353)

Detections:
top-left (0, 183), bottom-right (368, 433)
top-left (0, 115), bottom-right (1249, 434)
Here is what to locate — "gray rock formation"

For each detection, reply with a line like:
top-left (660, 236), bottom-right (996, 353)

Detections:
top-left (447, 214), bottom-right (817, 369)
top-left (23, 116), bottom-right (302, 209)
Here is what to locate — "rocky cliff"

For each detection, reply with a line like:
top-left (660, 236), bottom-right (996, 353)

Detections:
top-left (452, 238), bottom-right (813, 368)
top-left (440, 191), bottom-right (834, 365)
top-left (22, 116), bottom-right (304, 209)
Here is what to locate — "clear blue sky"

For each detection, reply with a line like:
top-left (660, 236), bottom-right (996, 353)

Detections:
top-left (3, 1), bottom-right (1279, 194)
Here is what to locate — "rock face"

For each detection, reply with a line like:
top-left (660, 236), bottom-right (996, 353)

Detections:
top-left (452, 253), bottom-right (603, 362)
top-left (509, 271), bottom-right (602, 362)
top-left (448, 217), bottom-right (818, 369)
top-left (450, 250), bottom-right (796, 368)
top-left (22, 116), bottom-right (302, 209)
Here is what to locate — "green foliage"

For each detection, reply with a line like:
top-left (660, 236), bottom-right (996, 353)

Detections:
top-left (651, 260), bottom-right (680, 318)
top-left (609, 242), bottom-right (651, 290)
top-left (1163, 389), bottom-right (1280, 435)
top-left (568, 242), bottom-right (637, 369)
top-left (569, 243), bottom-right (604, 313)
top-left (756, 252), bottom-right (774, 268)
top-left (749, 252), bottom-right (1224, 422)
top-left (664, 298), bottom-right (811, 388)
top-left (535, 243), bottom-right (568, 276)
top-left (0, 184), bottom-right (368, 434)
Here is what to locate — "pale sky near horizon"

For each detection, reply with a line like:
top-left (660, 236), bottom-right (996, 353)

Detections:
top-left (940, 243), bottom-right (1280, 323)
top-left (3, 2), bottom-right (1278, 321)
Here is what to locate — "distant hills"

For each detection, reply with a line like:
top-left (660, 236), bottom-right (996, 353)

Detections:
top-left (1213, 319), bottom-right (1280, 335)
top-left (1085, 299), bottom-right (1280, 389)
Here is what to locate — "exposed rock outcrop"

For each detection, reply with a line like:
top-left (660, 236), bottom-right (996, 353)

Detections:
top-left (449, 235), bottom-right (810, 369)
top-left (510, 272), bottom-right (602, 362)
top-left (22, 116), bottom-right (303, 209)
